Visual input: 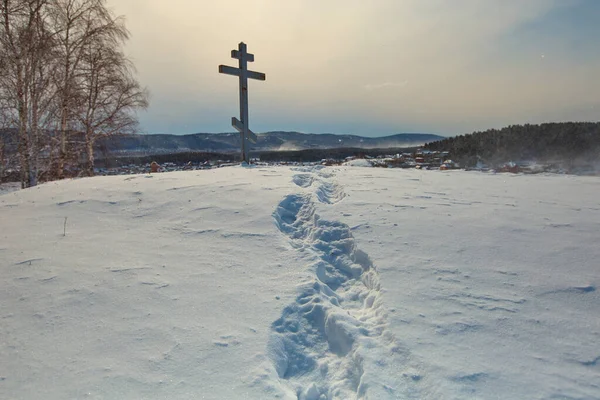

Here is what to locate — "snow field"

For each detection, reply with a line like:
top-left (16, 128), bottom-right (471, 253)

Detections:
top-left (328, 168), bottom-right (600, 399)
top-left (1, 166), bottom-right (599, 399)
top-left (0, 168), bottom-right (309, 399)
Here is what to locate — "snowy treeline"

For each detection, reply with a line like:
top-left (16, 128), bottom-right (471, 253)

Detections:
top-left (0, 0), bottom-right (148, 187)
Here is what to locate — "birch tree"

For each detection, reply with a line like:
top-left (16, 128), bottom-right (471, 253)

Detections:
top-left (0, 0), bottom-right (51, 187)
top-left (25, 2), bottom-right (55, 185)
top-left (48, 0), bottom-right (129, 178)
top-left (0, 0), bottom-right (147, 183)
top-left (77, 39), bottom-right (148, 175)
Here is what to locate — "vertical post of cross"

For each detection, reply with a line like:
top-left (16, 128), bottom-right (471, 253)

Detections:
top-left (218, 42), bottom-right (266, 164)
top-left (238, 43), bottom-right (250, 163)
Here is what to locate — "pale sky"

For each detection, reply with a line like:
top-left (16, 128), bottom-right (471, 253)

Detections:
top-left (107, 0), bottom-right (600, 136)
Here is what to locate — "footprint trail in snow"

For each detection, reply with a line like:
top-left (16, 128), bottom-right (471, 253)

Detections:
top-left (265, 169), bottom-right (420, 400)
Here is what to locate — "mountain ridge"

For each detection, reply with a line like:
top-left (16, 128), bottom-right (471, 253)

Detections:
top-left (97, 131), bottom-right (444, 155)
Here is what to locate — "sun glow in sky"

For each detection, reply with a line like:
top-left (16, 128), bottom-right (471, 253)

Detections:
top-left (107, 0), bottom-right (600, 136)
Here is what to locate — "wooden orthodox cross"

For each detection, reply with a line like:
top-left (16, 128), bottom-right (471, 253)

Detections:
top-left (218, 42), bottom-right (266, 163)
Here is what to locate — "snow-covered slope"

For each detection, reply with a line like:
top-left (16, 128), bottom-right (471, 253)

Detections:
top-left (1, 167), bottom-right (598, 399)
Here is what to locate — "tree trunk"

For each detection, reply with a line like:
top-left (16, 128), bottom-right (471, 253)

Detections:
top-left (57, 83), bottom-right (69, 179)
top-left (85, 129), bottom-right (94, 176)
top-left (29, 93), bottom-right (39, 186)
top-left (0, 139), bottom-right (4, 182)
top-left (18, 97), bottom-right (31, 188)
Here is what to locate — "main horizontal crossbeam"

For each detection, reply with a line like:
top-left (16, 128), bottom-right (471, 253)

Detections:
top-left (218, 65), bottom-right (266, 81)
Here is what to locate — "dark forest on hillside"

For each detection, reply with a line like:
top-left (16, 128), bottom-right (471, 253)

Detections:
top-left (424, 122), bottom-right (600, 168)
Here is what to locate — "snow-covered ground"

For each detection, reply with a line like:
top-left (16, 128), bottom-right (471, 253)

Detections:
top-left (1, 166), bottom-right (598, 399)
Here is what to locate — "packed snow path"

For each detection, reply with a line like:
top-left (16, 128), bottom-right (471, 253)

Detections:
top-left (267, 168), bottom-right (420, 399)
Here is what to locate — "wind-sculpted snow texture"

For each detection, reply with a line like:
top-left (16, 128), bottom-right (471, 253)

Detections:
top-left (2, 166), bottom-right (599, 400)
top-left (267, 168), bottom-right (419, 400)
top-left (332, 168), bottom-right (600, 399)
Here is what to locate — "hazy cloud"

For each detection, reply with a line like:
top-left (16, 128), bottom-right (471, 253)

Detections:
top-left (106, 0), bottom-right (600, 136)
top-left (364, 82), bottom-right (409, 91)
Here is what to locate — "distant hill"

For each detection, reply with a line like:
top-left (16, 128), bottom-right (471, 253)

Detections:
top-left (96, 131), bottom-right (444, 155)
top-left (424, 122), bottom-right (600, 169)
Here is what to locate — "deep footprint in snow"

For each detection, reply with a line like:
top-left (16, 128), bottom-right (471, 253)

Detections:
top-left (293, 174), bottom-right (315, 188)
top-left (315, 181), bottom-right (346, 205)
top-left (291, 172), bottom-right (346, 205)
top-left (271, 194), bottom-right (375, 398)
top-left (267, 174), bottom-right (415, 399)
